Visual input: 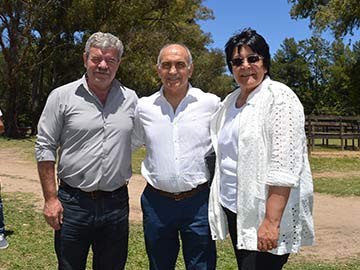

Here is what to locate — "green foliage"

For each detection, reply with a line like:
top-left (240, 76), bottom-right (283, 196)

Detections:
top-left (192, 49), bottom-right (233, 99)
top-left (271, 38), bottom-right (314, 114)
top-left (289, 0), bottom-right (360, 38)
top-left (1, 0), bottom-right (360, 133)
top-left (348, 41), bottom-right (360, 113)
top-left (0, 0), bottom-right (229, 137)
top-left (272, 34), bottom-right (360, 115)
top-left (272, 0), bottom-right (360, 116)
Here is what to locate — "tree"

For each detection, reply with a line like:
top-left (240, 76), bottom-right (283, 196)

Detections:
top-left (272, 33), bottom-right (360, 115)
top-left (348, 41), bottom-right (360, 114)
top-left (191, 48), bottom-right (232, 99)
top-left (287, 0), bottom-right (360, 116)
top-left (299, 35), bottom-right (337, 115)
top-left (288, 0), bottom-right (360, 38)
top-left (0, 0), bottom-right (230, 138)
top-left (326, 40), bottom-right (356, 115)
top-left (271, 38), bottom-right (314, 113)
top-left (0, 0), bottom-right (38, 137)
top-left (0, 0), bottom-right (85, 137)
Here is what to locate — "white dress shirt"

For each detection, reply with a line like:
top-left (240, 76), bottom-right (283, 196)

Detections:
top-left (132, 85), bottom-right (220, 193)
top-left (208, 76), bottom-right (315, 255)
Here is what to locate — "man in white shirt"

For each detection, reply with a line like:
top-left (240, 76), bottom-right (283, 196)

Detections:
top-left (132, 44), bottom-right (220, 269)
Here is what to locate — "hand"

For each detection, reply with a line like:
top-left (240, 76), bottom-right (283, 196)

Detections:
top-left (43, 198), bottom-right (63, 230)
top-left (257, 218), bottom-right (280, 251)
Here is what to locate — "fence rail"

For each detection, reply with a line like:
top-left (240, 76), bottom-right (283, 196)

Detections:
top-left (305, 115), bottom-right (360, 152)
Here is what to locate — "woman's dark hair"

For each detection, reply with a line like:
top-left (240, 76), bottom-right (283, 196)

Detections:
top-left (225, 28), bottom-right (270, 76)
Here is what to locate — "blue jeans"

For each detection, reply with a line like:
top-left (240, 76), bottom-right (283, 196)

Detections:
top-left (141, 185), bottom-right (216, 270)
top-left (55, 185), bottom-right (129, 270)
top-left (0, 196), bottom-right (5, 234)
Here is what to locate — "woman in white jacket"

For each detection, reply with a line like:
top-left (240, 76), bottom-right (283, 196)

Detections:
top-left (208, 28), bottom-right (315, 270)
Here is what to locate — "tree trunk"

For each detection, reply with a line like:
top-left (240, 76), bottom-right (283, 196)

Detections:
top-left (5, 67), bottom-right (20, 138)
top-left (31, 67), bottom-right (44, 135)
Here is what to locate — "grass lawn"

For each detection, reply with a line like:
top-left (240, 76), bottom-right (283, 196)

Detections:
top-left (1, 192), bottom-right (359, 270)
top-left (0, 137), bottom-right (359, 269)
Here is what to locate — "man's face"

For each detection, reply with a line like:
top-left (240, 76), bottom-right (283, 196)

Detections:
top-left (83, 47), bottom-right (120, 91)
top-left (156, 45), bottom-right (193, 94)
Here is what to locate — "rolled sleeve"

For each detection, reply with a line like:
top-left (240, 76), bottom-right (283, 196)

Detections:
top-left (266, 87), bottom-right (305, 187)
top-left (267, 169), bottom-right (300, 187)
top-left (35, 90), bottom-right (63, 162)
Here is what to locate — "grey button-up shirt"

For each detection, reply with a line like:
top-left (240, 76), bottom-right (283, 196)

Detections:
top-left (35, 75), bottom-right (138, 192)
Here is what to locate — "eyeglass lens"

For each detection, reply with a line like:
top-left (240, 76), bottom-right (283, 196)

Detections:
top-left (231, 55), bottom-right (262, 66)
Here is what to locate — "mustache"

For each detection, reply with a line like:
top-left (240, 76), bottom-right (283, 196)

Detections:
top-left (167, 76), bottom-right (181, 80)
top-left (95, 68), bottom-right (110, 75)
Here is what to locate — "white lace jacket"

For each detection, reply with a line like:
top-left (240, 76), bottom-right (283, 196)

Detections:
top-left (208, 76), bottom-right (315, 255)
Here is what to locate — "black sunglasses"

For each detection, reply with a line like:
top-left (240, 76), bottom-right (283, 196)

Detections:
top-left (230, 54), bottom-right (263, 67)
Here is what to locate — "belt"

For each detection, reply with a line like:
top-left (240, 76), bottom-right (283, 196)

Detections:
top-left (147, 182), bottom-right (208, 201)
top-left (59, 180), bottom-right (126, 199)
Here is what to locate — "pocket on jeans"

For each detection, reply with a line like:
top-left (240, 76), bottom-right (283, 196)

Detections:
top-left (58, 188), bottom-right (76, 203)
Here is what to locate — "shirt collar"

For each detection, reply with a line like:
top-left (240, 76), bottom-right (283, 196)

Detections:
top-left (81, 74), bottom-right (123, 92)
top-left (81, 74), bottom-right (90, 92)
top-left (159, 83), bottom-right (194, 96)
top-left (80, 74), bottom-right (124, 103)
top-left (158, 83), bottom-right (196, 101)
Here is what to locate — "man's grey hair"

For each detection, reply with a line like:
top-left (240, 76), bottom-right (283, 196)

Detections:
top-left (85, 32), bottom-right (124, 60)
top-left (157, 43), bottom-right (193, 67)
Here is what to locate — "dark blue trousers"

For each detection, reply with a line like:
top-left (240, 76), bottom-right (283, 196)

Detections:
top-left (141, 185), bottom-right (216, 270)
top-left (55, 185), bottom-right (129, 270)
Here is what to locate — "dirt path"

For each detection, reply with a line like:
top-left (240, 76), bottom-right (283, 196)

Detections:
top-left (0, 148), bottom-right (360, 263)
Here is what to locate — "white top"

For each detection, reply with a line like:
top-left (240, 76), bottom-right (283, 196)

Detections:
top-left (218, 100), bottom-right (243, 213)
top-left (132, 85), bottom-right (220, 193)
top-left (208, 76), bottom-right (315, 255)
top-left (0, 109), bottom-right (2, 117)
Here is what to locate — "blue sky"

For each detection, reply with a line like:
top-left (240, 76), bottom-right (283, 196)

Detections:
top-left (198, 0), bottom-right (359, 56)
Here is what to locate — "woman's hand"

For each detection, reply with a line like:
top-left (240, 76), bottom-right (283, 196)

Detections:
top-left (257, 186), bottom-right (291, 251)
top-left (257, 217), bottom-right (280, 251)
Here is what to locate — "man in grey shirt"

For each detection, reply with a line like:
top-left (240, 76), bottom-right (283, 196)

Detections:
top-left (35, 32), bottom-right (138, 270)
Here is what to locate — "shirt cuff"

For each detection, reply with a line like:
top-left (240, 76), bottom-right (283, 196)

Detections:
top-left (266, 170), bottom-right (300, 187)
top-left (35, 148), bottom-right (57, 162)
